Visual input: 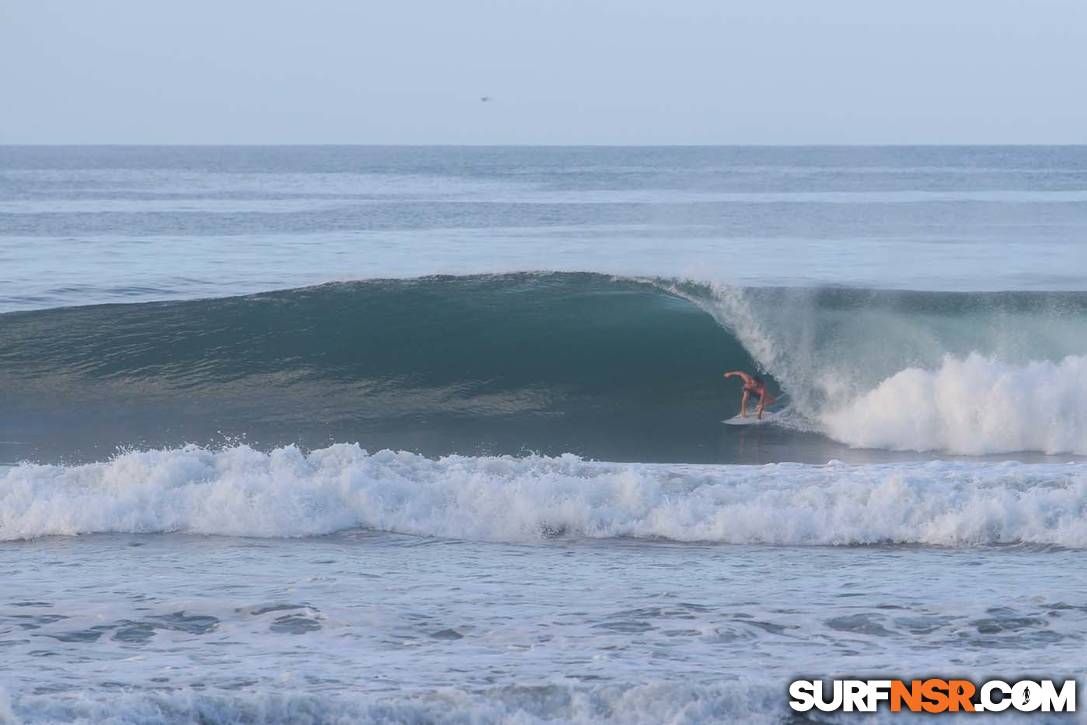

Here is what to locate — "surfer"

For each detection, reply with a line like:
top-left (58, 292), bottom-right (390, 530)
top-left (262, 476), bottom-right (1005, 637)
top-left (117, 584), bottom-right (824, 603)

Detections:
top-left (723, 370), bottom-right (776, 419)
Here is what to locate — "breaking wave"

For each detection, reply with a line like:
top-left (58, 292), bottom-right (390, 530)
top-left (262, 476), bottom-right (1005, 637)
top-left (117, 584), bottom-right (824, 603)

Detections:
top-left (3, 444), bottom-right (1087, 546)
top-left (1, 272), bottom-right (1085, 461)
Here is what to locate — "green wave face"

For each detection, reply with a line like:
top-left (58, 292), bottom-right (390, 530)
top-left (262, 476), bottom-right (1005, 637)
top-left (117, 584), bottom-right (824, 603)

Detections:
top-left (3, 273), bottom-right (1085, 464)
top-left (0, 273), bottom-right (759, 463)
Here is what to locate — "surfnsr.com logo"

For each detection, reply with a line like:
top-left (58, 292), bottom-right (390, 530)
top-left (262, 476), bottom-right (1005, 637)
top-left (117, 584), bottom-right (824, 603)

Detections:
top-left (789, 678), bottom-right (1076, 714)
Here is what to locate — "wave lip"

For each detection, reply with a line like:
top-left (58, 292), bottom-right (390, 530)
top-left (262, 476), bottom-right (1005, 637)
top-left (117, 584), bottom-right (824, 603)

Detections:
top-left (3, 444), bottom-right (1087, 547)
top-left (668, 280), bottom-right (1087, 456)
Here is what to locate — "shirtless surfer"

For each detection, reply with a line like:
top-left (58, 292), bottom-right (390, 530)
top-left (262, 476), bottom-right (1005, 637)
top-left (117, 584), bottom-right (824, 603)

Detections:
top-left (723, 370), bottom-right (776, 419)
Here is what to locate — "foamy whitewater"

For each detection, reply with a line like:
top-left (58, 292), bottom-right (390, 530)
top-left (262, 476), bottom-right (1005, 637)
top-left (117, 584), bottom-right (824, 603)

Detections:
top-left (5, 445), bottom-right (1087, 546)
top-left (822, 354), bottom-right (1087, 455)
top-left (2, 146), bottom-right (1087, 723)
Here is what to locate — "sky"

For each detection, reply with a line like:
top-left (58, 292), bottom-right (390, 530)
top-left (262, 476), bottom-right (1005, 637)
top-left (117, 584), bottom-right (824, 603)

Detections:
top-left (3, 0), bottom-right (1086, 145)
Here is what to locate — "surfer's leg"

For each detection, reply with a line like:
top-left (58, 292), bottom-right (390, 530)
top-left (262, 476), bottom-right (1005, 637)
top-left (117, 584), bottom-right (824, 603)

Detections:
top-left (740, 390), bottom-right (750, 417)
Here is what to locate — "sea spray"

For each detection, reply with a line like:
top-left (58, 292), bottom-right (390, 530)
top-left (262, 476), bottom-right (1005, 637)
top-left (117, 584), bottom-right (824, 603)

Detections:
top-left (821, 353), bottom-right (1087, 454)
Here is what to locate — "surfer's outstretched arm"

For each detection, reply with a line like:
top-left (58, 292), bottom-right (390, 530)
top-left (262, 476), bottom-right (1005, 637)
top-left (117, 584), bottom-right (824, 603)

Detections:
top-left (724, 370), bottom-right (753, 384)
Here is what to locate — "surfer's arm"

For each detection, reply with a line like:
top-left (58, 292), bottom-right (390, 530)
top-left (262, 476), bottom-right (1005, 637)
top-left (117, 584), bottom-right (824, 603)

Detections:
top-left (723, 371), bottom-right (751, 383)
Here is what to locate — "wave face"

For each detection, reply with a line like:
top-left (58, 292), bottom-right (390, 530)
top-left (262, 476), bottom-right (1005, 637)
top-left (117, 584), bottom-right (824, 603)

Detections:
top-left (2, 272), bottom-right (1086, 462)
top-left (3, 444), bottom-right (1087, 545)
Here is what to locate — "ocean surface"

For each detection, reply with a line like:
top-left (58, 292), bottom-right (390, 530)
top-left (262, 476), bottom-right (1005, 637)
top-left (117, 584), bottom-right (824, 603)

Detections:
top-left (1, 146), bottom-right (1086, 723)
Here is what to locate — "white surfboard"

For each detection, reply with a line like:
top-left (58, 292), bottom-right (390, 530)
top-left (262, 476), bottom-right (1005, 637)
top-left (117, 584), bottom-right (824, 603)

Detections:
top-left (723, 407), bottom-right (788, 426)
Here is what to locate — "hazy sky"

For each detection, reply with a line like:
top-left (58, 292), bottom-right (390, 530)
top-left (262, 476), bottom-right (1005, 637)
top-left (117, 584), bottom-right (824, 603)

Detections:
top-left (3, 0), bottom-right (1086, 144)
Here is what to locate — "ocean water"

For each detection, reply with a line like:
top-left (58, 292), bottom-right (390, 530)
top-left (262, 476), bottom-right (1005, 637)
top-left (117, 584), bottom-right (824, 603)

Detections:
top-left (1, 146), bottom-right (1086, 723)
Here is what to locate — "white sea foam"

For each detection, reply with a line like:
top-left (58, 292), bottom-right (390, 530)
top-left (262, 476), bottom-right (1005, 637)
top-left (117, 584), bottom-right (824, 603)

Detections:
top-left (7, 678), bottom-right (1079, 724)
top-left (2, 681), bottom-right (789, 725)
top-left (822, 354), bottom-right (1087, 455)
top-left (2, 445), bottom-right (1086, 546)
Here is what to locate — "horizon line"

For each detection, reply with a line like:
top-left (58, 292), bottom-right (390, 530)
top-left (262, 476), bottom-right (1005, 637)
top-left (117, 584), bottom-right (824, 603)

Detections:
top-left (4, 142), bottom-right (1087, 149)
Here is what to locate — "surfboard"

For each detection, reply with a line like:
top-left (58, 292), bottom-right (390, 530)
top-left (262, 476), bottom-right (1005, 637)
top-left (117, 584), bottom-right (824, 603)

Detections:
top-left (723, 407), bottom-right (788, 426)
